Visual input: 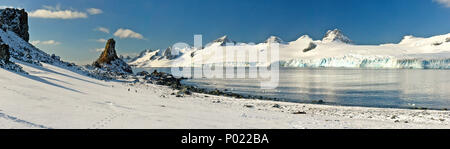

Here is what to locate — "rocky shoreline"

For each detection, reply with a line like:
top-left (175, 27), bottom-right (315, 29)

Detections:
top-left (134, 70), bottom-right (338, 107)
top-left (135, 70), bottom-right (247, 99)
top-left (133, 69), bottom-right (446, 111)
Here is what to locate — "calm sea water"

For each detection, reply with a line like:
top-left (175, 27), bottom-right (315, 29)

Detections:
top-left (134, 67), bottom-right (450, 109)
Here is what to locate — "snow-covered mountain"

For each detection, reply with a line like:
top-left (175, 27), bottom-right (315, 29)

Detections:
top-left (322, 29), bottom-right (352, 43)
top-left (208, 35), bottom-right (237, 46)
top-left (265, 36), bottom-right (285, 44)
top-left (129, 29), bottom-right (450, 69)
top-left (128, 45), bottom-right (192, 67)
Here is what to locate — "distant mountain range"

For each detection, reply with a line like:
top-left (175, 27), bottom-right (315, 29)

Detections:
top-left (1, 8), bottom-right (449, 70)
top-left (128, 29), bottom-right (450, 69)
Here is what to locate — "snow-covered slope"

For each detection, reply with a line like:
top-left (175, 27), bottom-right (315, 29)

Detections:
top-left (130, 29), bottom-right (450, 69)
top-left (2, 58), bottom-right (450, 128)
top-left (0, 29), bottom-right (120, 80)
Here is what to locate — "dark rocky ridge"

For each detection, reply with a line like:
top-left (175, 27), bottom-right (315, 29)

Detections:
top-left (0, 8), bottom-right (29, 42)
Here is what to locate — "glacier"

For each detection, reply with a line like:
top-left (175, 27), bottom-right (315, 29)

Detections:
top-left (281, 55), bottom-right (450, 69)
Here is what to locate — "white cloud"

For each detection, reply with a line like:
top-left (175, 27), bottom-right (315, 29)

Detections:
top-left (95, 27), bottom-right (110, 34)
top-left (113, 28), bottom-right (144, 39)
top-left (435, 0), bottom-right (450, 7)
top-left (42, 4), bottom-right (61, 11)
top-left (95, 48), bottom-right (104, 52)
top-left (31, 40), bottom-right (61, 45)
top-left (29, 5), bottom-right (103, 19)
top-left (0, 6), bottom-right (15, 9)
top-left (29, 9), bottom-right (88, 19)
top-left (89, 48), bottom-right (104, 53)
top-left (96, 38), bottom-right (107, 43)
top-left (86, 8), bottom-right (103, 15)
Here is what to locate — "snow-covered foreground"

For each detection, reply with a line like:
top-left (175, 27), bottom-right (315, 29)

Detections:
top-left (1, 61), bottom-right (450, 129)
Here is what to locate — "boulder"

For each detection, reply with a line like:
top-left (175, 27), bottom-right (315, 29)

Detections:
top-left (303, 42), bottom-right (317, 52)
top-left (0, 44), bottom-right (10, 63)
top-left (136, 71), bottom-right (149, 76)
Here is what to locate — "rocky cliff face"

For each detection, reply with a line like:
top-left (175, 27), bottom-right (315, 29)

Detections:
top-left (0, 8), bottom-right (29, 42)
top-left (93, 38), bottom-right (133, 75)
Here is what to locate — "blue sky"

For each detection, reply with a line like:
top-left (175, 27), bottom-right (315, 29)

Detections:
top-left (1, 0), bottom-right (450, 64)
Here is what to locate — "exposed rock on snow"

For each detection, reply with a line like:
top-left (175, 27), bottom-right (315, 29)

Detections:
top-left (0, 8), bottom-right (29, 42)
top-left (136, 70), bottom-right (150, 76)
top-left (92, 38), bottom-right (133, 75)
top-left (0, 43), bottom-right (26, 73)
top-left (210, 35), bottom-right (236, 46)
top-left (322, 29), bottom-right (352, 43)
top-left (303, 42), bottom-right (317, 52)
top-left (0, 44), bottom-right (10, 62)
top-left (161, 46), bottom-right (179, 60)
top-left (265, 36), bottom-right (284, 44)
top-left (127, 49), bottom-right (163, 67)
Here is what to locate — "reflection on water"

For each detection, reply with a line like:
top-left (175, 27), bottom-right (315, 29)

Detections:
top-left (134, 67), bottom-right (450, 109)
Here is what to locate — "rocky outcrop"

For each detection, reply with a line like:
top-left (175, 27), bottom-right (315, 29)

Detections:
top-left (0, 44), bottom-right (10, 62)
top-left (0, 8), bottom-right (29, 42)
top-left (94, 38), bottom-right (119, 65)
top-left (92, 38), bottom-right (133, 75)
top-left (303, 42), bottom-right (317, 52)
top-left (0, 43), bottom-right (26, 73)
